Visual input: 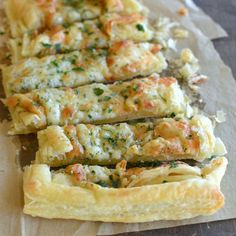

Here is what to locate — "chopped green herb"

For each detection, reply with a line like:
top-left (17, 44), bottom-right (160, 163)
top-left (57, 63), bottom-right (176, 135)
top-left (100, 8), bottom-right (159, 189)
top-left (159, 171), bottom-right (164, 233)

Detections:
top-left (70, 58), bottom-right (77, 65)
top-left (136, 24), bottom-right (145, 32)
top-left (64, 49), bottom-right (71, 53)
top-left (0, 31), bottom-right (5, 35)
top-left (62, 22), bottom-right (70, 28)
top-left (104, 136), bottom-right (117, 147)
top-left (74, 89), bottom-right (80, 95)
top-left (162, 180), bottom-right (168, 183)
top-left (133, 84), bottom-right (139, 92)
top-left (159, 94), bottom-right (167, 102)
top-left (88, 114), bottom-right (93, 119)
top-left (169, 161), bottom-right (178, 169)
top-left (169, 112), bottom-right (176, 118)
top-left (87, 46), bottom-right (96, 53)
top-left (127, 160), bottom-right (162, 168)
top-left (93, 88), bottom-right (104, 96)
top-left (41, 42), bottom-right (52, 48)
top-left (51, 60), bottom-right (59, 67)
top-left (207, 156), bottom-right (216, 161)
top-left (103, 96), bottom-right (111, 101)
top-left (112, 179), bottom-right (119, 188)
top-left (97, 22), bottom-right (103, 29)
top-left (107, 108), bottom-right (112, 113)
top-left (96, 181), bottom-right (109, 188)
top-left (55, 43), bottom-right (62, 53)
top-left (98, 49), bottom-right (108, 57)
top-left (72, 66), bottom-right (85, 72)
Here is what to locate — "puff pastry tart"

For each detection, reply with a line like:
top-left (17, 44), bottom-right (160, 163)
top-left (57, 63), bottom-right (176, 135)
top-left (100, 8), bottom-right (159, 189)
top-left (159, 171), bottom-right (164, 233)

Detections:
top-left (23, 156), bottom-right (227, 222)
top-left (4, 75), bottom-right (191, 134)
top-left (9, 13), bottom-right (153, 62)
top-left (5, 0), bottom-right (146, 37)
top-left (35, 115), bottom-right (226, 167)
top-left (2, 41), bottom-right (166, 96)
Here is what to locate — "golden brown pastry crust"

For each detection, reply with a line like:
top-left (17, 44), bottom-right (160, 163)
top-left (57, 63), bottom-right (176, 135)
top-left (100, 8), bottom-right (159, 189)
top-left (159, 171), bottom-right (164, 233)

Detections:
top-left (23, 157), bottom-right (227, 222)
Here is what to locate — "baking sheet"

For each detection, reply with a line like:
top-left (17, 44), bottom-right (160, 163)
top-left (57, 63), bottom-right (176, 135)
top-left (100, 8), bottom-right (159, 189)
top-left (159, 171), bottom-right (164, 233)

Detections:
top-left (0, 0), bottom-right (235, 235)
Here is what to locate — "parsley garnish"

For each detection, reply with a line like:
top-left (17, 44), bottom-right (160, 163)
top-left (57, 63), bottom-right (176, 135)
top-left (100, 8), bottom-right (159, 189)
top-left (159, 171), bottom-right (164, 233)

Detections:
top-left (136, 24), bottom-right (145, 32)
top-left (207, 156), bottom-right (216, 161)
top-left (104, 136), bottom-right (117, 147)
top-left (51, 60), bottom-right (59, 67)
top-left (133, 84), bottom-right (139, 91)
top-left (41, 42), bottom-right (52, 48)
top-left (98, 49), bottom-right (108, 57)
top-left (63, 22), bottom-right (70, 28)
top-left (112, 179), bottom-right (119, 188)
top-left (159, 94), bottom-right (167, 102)
top-left (169, 161), bottom-right (178, 169)
top-left (55, 43), bottom-right (61, 53)
top-left (103, 96), bottom-right (111, 101)
top-left (169, 112), bottom-right (176, 118)
top-left (96, 181), bottom-right (109, 188)
top-left (93, 88), bottom-right (104, 96)
top-left (72, 66), bottom-right (85, 72)
top-left (87, 46), bottom-right (96, 53)
top-left (70, 58), bottom-right (77, 65)
top-left (0, 31), bottom-right (5, 35)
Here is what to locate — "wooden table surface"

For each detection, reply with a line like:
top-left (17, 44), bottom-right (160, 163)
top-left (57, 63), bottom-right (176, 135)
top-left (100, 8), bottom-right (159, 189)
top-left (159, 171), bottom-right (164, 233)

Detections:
top-left (118, 1), bottom-right (236, 236)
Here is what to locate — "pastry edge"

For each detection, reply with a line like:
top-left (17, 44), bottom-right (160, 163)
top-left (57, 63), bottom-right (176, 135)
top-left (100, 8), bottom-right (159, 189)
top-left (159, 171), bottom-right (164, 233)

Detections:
top-left (23, 157), bottom-right (227, 223)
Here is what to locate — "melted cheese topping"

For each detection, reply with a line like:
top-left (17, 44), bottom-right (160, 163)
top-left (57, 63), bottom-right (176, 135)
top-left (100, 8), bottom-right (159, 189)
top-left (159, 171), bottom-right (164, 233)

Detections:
top-left (100, 13), bottom-right (153, 41)
top-left (3, 41), bottom-right (167, 96)
top-left (5, 0), bottom-right (146, 37)
top-left (9, 12), bottom-right (153, 61)
top-left (35, 115), bottom-right (226, 167)
top-left (52, 160), bottom-right (204, 188)
top-left (5, 75), bottom-right (191, 134)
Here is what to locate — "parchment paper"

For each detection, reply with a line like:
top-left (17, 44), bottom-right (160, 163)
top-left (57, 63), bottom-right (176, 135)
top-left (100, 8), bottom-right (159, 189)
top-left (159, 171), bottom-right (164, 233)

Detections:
top-left (0, 0), bottom-right (235, 235)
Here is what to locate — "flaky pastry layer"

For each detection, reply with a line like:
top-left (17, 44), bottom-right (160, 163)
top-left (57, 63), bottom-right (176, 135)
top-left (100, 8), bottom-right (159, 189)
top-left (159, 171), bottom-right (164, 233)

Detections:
top-left (23, 157), bottom-right (227, 222)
